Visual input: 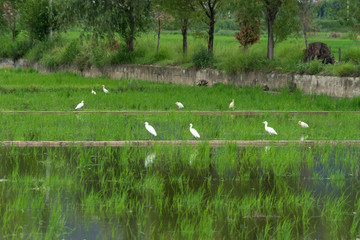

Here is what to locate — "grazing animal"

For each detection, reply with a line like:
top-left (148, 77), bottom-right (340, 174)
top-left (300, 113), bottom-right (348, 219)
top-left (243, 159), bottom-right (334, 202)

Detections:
top-left (305, 42), bottom-right (335, 64)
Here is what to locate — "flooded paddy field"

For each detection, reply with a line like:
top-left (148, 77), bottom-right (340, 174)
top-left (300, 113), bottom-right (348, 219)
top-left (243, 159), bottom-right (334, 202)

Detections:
top-left (1, 145), bottom-right (360, 239)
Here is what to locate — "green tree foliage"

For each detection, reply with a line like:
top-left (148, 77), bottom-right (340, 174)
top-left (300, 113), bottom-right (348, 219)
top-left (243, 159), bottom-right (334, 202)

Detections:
top-left (60, 0), bottom-right (151, 52)
top-left (153, 0), bottom-right (194, 55)
top-left (233, 0), bottom-right (300, 60)
top-left (0, 0), bottom-right (19, 42)
top-left (19, 0), bottom-right (51, 44)
top-left (234, 1), bottom-right (262, 50)
top-left (193, 0), bottom-right (225, 54)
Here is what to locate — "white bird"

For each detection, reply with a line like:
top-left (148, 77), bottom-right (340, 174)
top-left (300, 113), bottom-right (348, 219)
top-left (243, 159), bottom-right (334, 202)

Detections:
top-left (144, 122), bottom-right (157, 136)
top-left (189, 123), bottom-right (200, 138)
top-left (263, 121), bottom-right (277, 135)
top-left (175, 102), bottom-right (184, 109)
top-left (229, 99), bottom-right (234, 109)
top-left (75, 100), bottom-right (84, 110)
top-left (102, 85), bottom-right (109, 93)
top-left (298, 121), bottom-right (309, 128)
top-left (91, 89), bottom-right (96, 95)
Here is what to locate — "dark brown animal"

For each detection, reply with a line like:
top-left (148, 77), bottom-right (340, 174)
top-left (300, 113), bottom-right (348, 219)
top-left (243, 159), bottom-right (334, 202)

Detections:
top-left (305, 42), bottom-right (335, 64)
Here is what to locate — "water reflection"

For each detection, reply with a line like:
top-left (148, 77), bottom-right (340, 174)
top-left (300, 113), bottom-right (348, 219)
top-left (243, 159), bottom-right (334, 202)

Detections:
top-left (145, 152), bottom-right (156, 168)
top-left (1, 146), bottom-right (360, 239)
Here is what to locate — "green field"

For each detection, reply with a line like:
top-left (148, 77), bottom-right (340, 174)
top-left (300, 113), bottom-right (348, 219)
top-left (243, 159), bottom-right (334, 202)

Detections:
top-left (1, 70), bottom-right (360, 239)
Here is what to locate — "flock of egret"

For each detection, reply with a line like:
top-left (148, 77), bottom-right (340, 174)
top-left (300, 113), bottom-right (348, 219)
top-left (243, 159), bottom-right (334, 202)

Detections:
top-left (74, 89), bottom-right (310, 138)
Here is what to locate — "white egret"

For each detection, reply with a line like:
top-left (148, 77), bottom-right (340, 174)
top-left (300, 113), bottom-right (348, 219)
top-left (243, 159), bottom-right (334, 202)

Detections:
top-left (91, 89), bottom-right (96, 95)
top-left (263, 121), bottom-right (277, 135)
top-left (102, 85), bottom-right (109, 93)
top-left (229, 99), bottom-right (234, 109)
top-left (144, 122), bottom-right (157, 136)
top-left (75, 100), bottom-right (84, 110)
top-left (175, 102), bottom-right (184, 109)
top-left (189, 123), bottom-right (200, 138)
top-left (298, 121), bottom-right (309, 128)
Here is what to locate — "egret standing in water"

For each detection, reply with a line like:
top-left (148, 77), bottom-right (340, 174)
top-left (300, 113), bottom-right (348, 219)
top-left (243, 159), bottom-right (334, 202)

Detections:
top-left (263, 121), bottom-right (277, 135)
top-left (91, 89), bottom-right (96, 95)
top-left (189, 123), bottom-right (200, 138)
top-left (144, 122), bottom-right (157, 136)
top-left (75, 100), bottom-right (84, 110)
top-left (175, 102), bottom-right (184, 109)
top-left (102, 85), bottom-right (109, 93)
top-left (298, 121), bottom-right (309, 128)
top-left (229, 99), bottom-right (234, 109)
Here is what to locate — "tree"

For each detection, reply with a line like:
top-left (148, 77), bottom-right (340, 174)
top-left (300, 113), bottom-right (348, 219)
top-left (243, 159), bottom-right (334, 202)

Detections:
top-left (19, 0), bottom-right (52, 44)
top-left (0, 0), bottom-right (19, 42)
top-left (60, 0), bottom-right (151, 52)
top-left (234, 0), bottom-right (299, 60)
top-left (298, 0), bottom-right (313, 48)
top-left (193, 0), bottom-right (224, 54)
top-left (154, 0), bottom-right (194, 55)
top-left (234, 1), bottom-right (262, 50)
top-left (339, 0), bottom-right (360, 33)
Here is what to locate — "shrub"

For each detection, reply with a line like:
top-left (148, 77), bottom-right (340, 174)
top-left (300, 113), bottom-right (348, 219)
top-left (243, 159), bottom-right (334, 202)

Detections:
top-left (192, 46), bottom-right (213, 69)
top-left (60, 40), bottom-right (80, 65)
top-left (307, 60), bottom-right (324, 75)
top-left (25, 40), bottom-right (53, 62)
top-left (221, 47), bottom-right (266, 74)
top-left (333, 62), bottom-right (357, 77)
top-left (342, 47), bottom-right (360, 64)
top-left (7, 40), bottom-right (31, 61)
top-left (111, 46), bottom-right (135, 64)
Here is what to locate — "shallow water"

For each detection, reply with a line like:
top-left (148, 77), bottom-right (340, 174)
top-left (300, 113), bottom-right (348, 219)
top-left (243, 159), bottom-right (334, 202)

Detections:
top-left (1, 146), bottom-right (360, 239)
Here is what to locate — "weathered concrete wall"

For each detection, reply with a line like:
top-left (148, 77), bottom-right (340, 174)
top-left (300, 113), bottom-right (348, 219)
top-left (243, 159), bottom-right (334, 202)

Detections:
top-left (1, 58), bottom-right (359, 98)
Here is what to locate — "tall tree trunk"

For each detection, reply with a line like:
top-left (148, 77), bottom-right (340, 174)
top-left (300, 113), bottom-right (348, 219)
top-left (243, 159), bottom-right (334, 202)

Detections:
top-left (126, 2), bottom-right (135, 52)
top-left (303, 24), bottom-right (308, 49)
top-left (156, 18), bottom-right (161, 53)
top-left (11, 18), bottom-right (16, 43)
top-left (267, 19), bottom-right (274, 60)
top-left (181, 18), bottom-right (188, 55)
top-left (49, 0), bottom-right (53, 41)
top-left (264, 0), bottom-right (282, 60)
top-left (208, 10), bottom-right (215, 54)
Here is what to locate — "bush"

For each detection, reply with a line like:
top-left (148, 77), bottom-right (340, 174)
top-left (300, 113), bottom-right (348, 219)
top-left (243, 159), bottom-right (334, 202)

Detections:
top-left (221, 47), bottom-right (267, 74)
top-left (342, 47), bottom-right (360, 64)
top-left (111, 46), bottom-right (135, 64)
top-left (307, 60), bottom-right (324, 75)
top-left (60, 40), bottom-right (80, 65)
top-left (7, 40), bottom-right (31, 61)
top-left (192, 46), bottom-right (213, 69)
top-left (333, 62), bottom-right (357, 77)
top-left (25, 40), bottom-right (53, 62)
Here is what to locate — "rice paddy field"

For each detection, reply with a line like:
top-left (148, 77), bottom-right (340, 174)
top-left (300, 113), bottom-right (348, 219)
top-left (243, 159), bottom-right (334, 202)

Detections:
top-left (2, 69), bottom-right (360, 239)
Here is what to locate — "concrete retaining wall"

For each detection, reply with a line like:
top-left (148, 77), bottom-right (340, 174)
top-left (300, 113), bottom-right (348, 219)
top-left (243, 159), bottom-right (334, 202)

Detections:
top-left (1, 58), bottom-right (359, 98)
